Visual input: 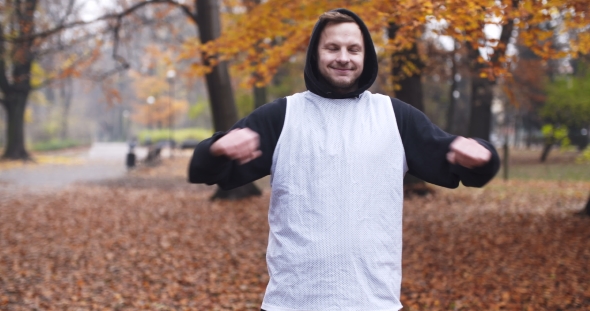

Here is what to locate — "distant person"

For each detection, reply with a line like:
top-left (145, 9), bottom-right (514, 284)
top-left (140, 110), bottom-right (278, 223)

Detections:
top-left (189, 9), bottom-right (500, 311)
top-left (126, 138), bottom-right (137, 169)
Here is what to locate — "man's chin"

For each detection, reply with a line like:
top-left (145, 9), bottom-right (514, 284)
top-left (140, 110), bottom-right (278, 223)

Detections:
top-left (327, 79), bottom-right (357, 92)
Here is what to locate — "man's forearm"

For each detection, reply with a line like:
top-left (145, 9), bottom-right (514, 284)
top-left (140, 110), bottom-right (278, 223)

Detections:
top-left (450, 138), bottom-right (500, 187)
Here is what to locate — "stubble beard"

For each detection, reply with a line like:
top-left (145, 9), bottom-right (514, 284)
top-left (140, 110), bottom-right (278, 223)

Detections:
top-left (323, 74), bottom-right (359, 94)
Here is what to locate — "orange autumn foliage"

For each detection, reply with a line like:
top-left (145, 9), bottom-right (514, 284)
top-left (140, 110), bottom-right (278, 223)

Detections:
top-left (177, 0), bottom-right (590, 88)
top-left (128, 71), bottom-right (188, 128)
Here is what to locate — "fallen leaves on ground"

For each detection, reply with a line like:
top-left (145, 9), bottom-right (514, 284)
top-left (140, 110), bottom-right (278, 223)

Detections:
top-left (401, 181), bottom-right (589, 310)
top-left (0, 149), bottom-right (88, 171)
top-left (1, 161), bottom-right (589, 310)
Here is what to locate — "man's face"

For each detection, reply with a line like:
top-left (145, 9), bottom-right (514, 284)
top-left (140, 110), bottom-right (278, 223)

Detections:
top-left (317, 22), bottom-right (365, 94)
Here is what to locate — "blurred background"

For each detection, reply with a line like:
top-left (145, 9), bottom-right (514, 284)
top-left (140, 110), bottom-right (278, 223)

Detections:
top-left (0, 0), bottom-right (589, 310)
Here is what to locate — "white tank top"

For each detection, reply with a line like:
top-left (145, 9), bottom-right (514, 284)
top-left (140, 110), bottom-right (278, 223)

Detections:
top-left (262, 91), bottom-right (408, 311)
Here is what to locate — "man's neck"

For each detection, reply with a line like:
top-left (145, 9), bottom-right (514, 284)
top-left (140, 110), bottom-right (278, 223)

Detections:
top-left (333, 84), bottom-right (359, 94)
top-left (319, 75), bottom-right (359, 95)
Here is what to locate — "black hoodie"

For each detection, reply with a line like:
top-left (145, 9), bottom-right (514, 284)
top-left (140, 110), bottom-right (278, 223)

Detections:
top-left (188, 9), bottom-right (500, 190)
top-left (304, 8), bottom-right (378, 99)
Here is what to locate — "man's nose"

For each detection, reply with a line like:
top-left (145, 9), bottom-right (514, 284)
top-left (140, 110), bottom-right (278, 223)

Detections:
top-left (336, 49), bottom-right (350, 63)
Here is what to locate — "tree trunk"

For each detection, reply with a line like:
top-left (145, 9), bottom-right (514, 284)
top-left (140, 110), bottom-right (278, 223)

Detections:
top-left (253, 85), bottom-right (267, 109)
top-left (196, 0), bottom-right (261, 199)
top-left (247, 0), bottom-right (267, 111)
top-left (196, 0), bottom-right (240, 132)
top-left (446, 42), bottom-right (458, 133)
top-left (59, 78), bottom-right (73, 141)
top-left (389, 25), bottom-right (424, 111)
top-left (0, 0), bottom-right (37, 160)
top-left (583, 194), bottom-right (590, 217)
top-left (394, 72), bottom-right (424, 111)
top-left (2, 91), bottom-right (30, 160)
top-left (467, 0), bottom-right (518, 140)
top-left (467, 71), bottom-right (494, 140)
top-left (540, 143), bottom-right (552, 162)
top-left (523, 114), bottom-right (533, 148)
top-left (466, 36), bottom-right (494, 140)
top-left (503, 139), bottom-right (509, 180)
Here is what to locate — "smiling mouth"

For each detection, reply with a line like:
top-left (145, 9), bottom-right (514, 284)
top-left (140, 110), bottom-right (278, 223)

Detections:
top-left (330, 67), bottom-right (353, 74)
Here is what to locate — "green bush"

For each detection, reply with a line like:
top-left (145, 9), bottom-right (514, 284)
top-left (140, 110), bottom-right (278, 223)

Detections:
top-left (137, 128), bottom-right (213, 144)
top-left (578, 146), bottom-right (590, 163)
top-left (541, 124), bottom-right (570, 148)
top-left (31, 139), bottom-right (85, 152)
top-left (542, 69), bottom-right (590, 129)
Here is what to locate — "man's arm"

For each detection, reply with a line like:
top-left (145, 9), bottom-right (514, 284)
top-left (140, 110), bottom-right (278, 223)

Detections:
top-left (391, 98), bottom-right (500, 188)
top-left (188, 97), bottom-right (286, 189)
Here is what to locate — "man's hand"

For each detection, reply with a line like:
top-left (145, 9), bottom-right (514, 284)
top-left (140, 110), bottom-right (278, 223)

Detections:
top-left (210, 128), bottom-right (262, 165)
top-left (447, 137), bottom-right (492, 169)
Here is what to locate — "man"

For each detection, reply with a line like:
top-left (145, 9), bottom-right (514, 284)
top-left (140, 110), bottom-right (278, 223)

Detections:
top-left (189, 8), bottom-right (500, 311)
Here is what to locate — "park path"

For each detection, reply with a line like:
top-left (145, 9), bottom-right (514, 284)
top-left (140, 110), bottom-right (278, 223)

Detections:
top-left (0, 142), bottom-right (267, 202)
top-left (0, 143), bottom-right (148, 200)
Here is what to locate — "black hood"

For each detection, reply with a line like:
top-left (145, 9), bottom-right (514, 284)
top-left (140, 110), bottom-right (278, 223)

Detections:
top-left (304, 8), bottom-right (378, 99)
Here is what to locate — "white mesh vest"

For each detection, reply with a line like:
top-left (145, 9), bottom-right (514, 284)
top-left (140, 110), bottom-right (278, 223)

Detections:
top-left (262, 91), bottom-right (408, 311)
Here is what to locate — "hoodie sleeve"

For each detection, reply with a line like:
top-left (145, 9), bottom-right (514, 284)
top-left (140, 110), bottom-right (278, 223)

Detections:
top-left (391, 97), bottom-right (500, 188)
top-left (188, 97), bottom-right (286, 190)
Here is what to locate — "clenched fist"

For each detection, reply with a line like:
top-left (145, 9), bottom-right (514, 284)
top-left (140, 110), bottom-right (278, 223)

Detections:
top-left (210, 128), bottom-right (262, 165)
top-left (447, 137), bottom-right (492, 169)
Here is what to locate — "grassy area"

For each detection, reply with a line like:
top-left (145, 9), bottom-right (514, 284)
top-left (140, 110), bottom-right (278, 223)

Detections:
top-left (30, 139), bottom-right (87, 152)
top-left (502, 147), bottom-right (590, 181)
top-left (137, 127), bottom-right (213, 144)
top-left (507, 163), bottom-right (590, 180)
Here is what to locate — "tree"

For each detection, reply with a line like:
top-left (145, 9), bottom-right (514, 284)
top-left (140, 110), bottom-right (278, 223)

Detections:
top-left (542, 68), bottom-right (590, 130)
top-left (388, 23), bottom-right (431, 192)
top-left (0, 0), bottom-right (40, 159)
top-left (583, 194), bottom-right (590, 217)
top-left (583, 197), bottom-right (590, 217)
top-left (388, 23), bottom-right (424, 111)
top-left (105, 0), bottom-right (264, 199)
top-left (243, 0), bottom-right (268, 109)
top-left (539, 64), bottom-right (590, 161)
top-left (1, 0), bottom-right (261, 198)
top-left (460, 0), bottom-right (519, 140)
top-left (57, 77), bottom-right (73, 140)
top-left (128, 69), bottom-right (189, 129)
top-left (0, 0), bottom-right (102, 160)
top-left (507, 42), bottom-right (548, 148)
top-left (446, 39), bottom-right (460, 133)
top-left (193, 0), bottom-right (261, 199)
top-left (192, 0), bottom-right (590, 143)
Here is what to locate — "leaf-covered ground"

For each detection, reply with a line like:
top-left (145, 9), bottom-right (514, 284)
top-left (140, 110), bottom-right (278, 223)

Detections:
top-left (1, 158), bottom-right (589, 310)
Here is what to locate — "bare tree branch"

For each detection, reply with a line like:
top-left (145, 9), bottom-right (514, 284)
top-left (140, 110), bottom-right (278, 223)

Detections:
top-left (9, 0), bottom-right (37, 93)
top-left (103, 0), bottom-right (199, 81)
top-left (1, 0), bottom-right (196, 43)
top-left (110, 15), bottom-right (130, 73)
top-left (15, 0), bottom-right (24, 21)
top-left (57, 0), bottom-right (76, 27)
top-left (34, 13), bottom-right (167, 59)
top-left (4, 0), bottom-right (197, 93)
top-left (89, 66), bottom-right (131, 82)
top-left (33, 30), bottom-right (102, 59)
top-left (31, 42), bottom-right (107, 91)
